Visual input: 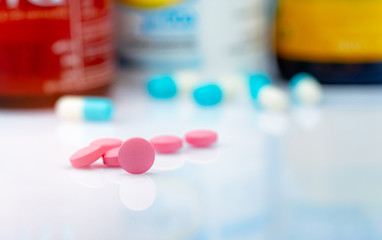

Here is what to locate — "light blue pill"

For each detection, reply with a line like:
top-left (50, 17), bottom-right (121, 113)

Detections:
top-left (83, 97), bottom-right (114, 121)
top-left (290, 72), bottom-right (317, 88)
top-left (55, 96), bottom-right (114, 121)
top-left (147, 75), bottom-right (177, 99)
top-left (193, 83), bottom-right (223, 106)
top-left (248, 73), bottom-right (271, 99)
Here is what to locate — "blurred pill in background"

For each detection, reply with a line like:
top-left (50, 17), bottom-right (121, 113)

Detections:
top-left (55, 96), bottom-right (114, 121)
top-left (220, 73), bottom-right (247, 100)
top-left (249, 73), bottom-right (272, 99)
top-left (147, 75), bottom-right (178, 99)
top-left (257, 85), bottom-right (289, 112)
top-left (249, 73), bottom-right (289, 112)
top-left (193, 83), bottom-right (223, 107)
top-left (290, 73), bottom-right (323, 106)
top-left (174, 70), bottom-right (201, 94)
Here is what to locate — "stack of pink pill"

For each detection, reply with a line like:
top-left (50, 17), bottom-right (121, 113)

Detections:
top-left (69, 130), bottom-right (218, 174)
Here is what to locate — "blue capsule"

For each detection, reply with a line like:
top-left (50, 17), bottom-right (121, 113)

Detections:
top-left (147, 74), bottom-right (177, 99)
top-left (248, 73), bottom-right (271, 99)
top-left (193, 83), bottom-right (223, 106)
top-left (83, 97), bottom-right (114, 121)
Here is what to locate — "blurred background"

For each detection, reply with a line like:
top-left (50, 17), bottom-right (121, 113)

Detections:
top-left (2, 0), bottom-right (382, 239)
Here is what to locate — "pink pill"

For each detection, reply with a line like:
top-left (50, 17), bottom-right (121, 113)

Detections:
top-left (90, 138), bottom-right (122, 151)
top-left (70, 144), bottom-right (104, 168)
top-left (103, 147), bottom-right (120, 167)
top-left (150, 135), bottom-right (183, 153)
top-left (185, 130), bottom-right (218, 147)
top-left (118, 138), bottom-right (155, 174)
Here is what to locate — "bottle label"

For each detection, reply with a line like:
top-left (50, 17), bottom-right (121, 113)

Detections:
top-left (276, 0), bottom-right (382, 63)
top-left (117, 0), bottom-right (266, 72)
top-left (0, 0), bottom-right (115, 96)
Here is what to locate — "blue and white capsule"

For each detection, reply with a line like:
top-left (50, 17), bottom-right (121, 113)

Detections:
top-left (249, 73), bottom-right (289, 112)
top-left (290, 73), bottom-right (322, 106)
top-left (55, 96), bottom-right (114, 121)
top-left (249, 73), bottom-right (272, 99)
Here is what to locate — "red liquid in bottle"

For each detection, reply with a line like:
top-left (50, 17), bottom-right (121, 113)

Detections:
top-left (0, 0), bottom-right (115, 107)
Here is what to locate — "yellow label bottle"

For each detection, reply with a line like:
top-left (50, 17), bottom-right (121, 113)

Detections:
top-left (275, 0), bottom-right (382, 84)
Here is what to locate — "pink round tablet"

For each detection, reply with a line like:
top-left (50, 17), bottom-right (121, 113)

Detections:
top-left (70, 144), bottom-right (104, 168)
top-left (90, 138), bottom-right (122, 151)
top-left (150, 135), bottom-right (183, 153)
top-left (118, 138), bottom-right (155, 174)
top-left (103, 147), bottom-right (120, 167)
top-left (185, 130), bottom-right (218, 147)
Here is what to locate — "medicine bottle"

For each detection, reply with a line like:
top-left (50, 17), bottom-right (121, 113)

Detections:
top-left (275, 0), bottom-right (382, 84)
top-left (117, 0), bottom-right (267, 73)
top-left (0, 0), bottom-right (115, 107)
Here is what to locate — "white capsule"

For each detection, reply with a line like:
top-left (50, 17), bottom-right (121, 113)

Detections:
top-left (258, 85), bottom-right (289, 112)
top-left (290, 73), bottom-right (323, 106)
top-left (173, 70), bottom-right (201, 94)
top-left (220, 73), bottom-right (246, 100)
top-left (55, 96), bottom-right (114, 121)
top-left (294, 78), bottom-right (323, 106)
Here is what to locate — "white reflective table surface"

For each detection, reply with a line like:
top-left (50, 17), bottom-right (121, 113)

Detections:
top-left (1, 72), bottom-right (382, 240)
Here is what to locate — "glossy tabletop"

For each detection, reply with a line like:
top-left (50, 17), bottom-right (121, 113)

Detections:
top-left (1, 71), bottom-right (382, 240)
